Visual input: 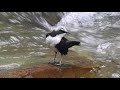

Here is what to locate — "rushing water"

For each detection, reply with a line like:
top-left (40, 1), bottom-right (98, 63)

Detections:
top-left (0, 12), bottom-right (120, 77)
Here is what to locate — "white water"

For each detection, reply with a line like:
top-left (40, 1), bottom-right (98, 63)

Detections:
top-left (50, 12), bottom-right (120, 60)
top-left (1, 12), bottom-right (120, 77)
top-left (0, 63), bottom-right (21, 69)
top-left (1, 12), bottom-right (120, 61)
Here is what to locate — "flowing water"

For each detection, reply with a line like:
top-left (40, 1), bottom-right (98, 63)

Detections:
top-left (0, 12), bottom-right (120, 78)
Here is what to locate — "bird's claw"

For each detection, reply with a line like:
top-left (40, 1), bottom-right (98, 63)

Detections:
top-left (55, 63), bottom-right (63, 66)
top-left (48, 61), bottom-right (63, 66)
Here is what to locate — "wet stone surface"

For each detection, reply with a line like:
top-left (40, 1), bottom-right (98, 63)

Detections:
top-left (0, 50), bottom-right (100, 78)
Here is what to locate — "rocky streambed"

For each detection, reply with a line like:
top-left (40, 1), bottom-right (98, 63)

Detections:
top-left (0, 49), bottom-right (101, 78)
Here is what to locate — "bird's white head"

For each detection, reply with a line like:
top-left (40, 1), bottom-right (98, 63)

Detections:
top-left (59, 26), bottom-right (68, 32)
top-left (53, 26), bottom-right (68, 33)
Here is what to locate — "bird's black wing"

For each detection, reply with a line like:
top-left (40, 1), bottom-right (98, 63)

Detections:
top-left (55, 37), bottom-right (69, 55)
top-left (61, 37), bottom-right (80, 48)
top-left (66, 41), bottom-right (80, 48)
top-left (61, 37), bottom-right (69, 42)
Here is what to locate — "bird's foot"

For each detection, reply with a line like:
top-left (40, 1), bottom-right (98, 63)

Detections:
top-left (48, 61), bottom-right (64, 66)
top-left (54, 61), bottom-right (64, 66)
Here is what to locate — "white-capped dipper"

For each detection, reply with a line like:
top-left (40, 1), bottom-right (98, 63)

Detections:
top-left (45, 29), bottom-right (80, 66)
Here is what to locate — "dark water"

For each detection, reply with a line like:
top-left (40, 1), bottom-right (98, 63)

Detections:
top-left (0, 12), bottom-right (120, 78)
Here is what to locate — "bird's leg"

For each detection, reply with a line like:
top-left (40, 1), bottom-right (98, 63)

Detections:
top-left (53, 52), bottom-right (57, 64)
top-left (55, 54), bottom-right (63, 66)
top-left (49, 51), bottom-right (57, 64)
top-left (59, 54), bottom-right (63, 65)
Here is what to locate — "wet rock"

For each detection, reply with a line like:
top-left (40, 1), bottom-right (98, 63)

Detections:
top-left (0, 50), bottom-right (100, 78)
top-left (8, 64), bottom-right (99, 78)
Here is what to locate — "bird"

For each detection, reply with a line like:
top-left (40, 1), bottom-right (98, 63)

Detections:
top-left (45, 28), bottom-right (81, 66)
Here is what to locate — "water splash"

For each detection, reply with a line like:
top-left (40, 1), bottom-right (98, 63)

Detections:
top-left (0, 63), bottom-right (21, 69)
top-left (55, 12), bottom-right (120, 60)
top-left (1, 12), bottom-right (120, 61)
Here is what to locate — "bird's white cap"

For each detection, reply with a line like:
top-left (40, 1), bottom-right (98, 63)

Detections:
top-left (52, 26), bottom-right (68, 32)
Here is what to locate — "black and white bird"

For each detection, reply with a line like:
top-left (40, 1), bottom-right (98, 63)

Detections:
top-left (45, 28), bottom-right (80, 66)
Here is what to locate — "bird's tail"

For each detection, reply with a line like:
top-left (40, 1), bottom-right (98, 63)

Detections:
top-left (66, 41), bottom-right (80, 48)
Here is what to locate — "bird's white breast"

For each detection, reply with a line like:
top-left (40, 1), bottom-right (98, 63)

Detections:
top-left (45, 33), bottom-right (66, 52)
top-left (45, 35), bottom-right (61, 47)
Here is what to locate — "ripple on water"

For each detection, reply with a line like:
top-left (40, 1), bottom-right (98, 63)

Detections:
top-left (0, 63), bottom-right (21, 70)
top-left (29, 52), bottom-right (47, 56)
top-left (112, 73), bottom-right (120, 78)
